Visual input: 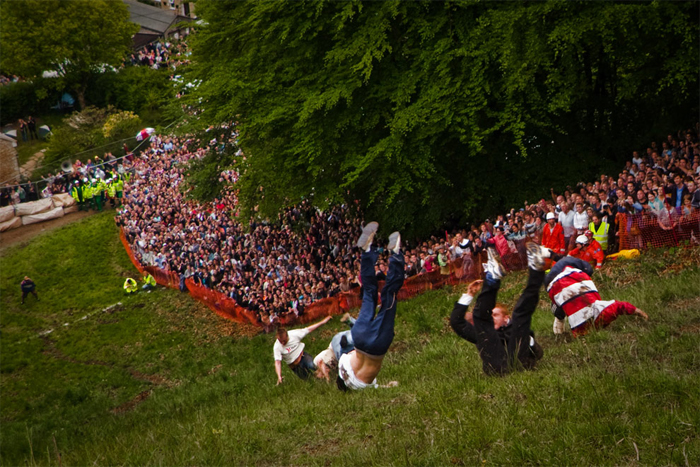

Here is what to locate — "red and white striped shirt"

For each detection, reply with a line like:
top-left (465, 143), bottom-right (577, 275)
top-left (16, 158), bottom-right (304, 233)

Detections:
top-left (546, 266), bottom-right (635, 334)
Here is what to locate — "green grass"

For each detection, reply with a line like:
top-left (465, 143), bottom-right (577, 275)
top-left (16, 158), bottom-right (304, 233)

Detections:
top-left (1, 215), bottom-right (699, 465)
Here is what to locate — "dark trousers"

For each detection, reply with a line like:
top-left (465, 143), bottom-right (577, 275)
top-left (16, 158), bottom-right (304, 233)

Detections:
top-left (21, 287), bottom-right (38, 303)
top-left (473, 269), bottom-right (544, 375)
top-left (351, 248), bottom-right (405, 356)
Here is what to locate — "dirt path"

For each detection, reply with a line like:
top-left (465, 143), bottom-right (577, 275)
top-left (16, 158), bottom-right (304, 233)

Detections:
top-left (18, 150), bottom-right (46, 178)
top-left (0, 208), bottom-right (109, 252)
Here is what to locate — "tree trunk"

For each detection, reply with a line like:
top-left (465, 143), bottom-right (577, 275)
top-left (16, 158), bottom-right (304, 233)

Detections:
top-left (76, 88), bottom-right (86, 110)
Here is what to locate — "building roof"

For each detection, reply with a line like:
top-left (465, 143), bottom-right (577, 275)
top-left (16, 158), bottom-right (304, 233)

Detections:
top-left (123, 0), bottom-right (189, 35)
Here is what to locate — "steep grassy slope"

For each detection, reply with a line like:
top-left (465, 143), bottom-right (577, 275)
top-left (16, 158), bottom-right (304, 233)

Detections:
top-left (1, 213), bottom-right (698, 465)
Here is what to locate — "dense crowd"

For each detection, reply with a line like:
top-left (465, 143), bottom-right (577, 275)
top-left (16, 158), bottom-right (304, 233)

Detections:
top-left (126, 37), bottom-right (192, 72)
top-left (5, 117), bottom-right (698, 323)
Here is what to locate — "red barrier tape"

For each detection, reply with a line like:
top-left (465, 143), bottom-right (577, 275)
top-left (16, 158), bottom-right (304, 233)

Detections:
top-left (119, 213), bottom-right (699, 331)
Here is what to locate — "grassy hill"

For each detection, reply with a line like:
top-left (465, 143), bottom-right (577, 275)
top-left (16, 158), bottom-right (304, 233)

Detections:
top-left (1, 213), bottom-right (699, 465)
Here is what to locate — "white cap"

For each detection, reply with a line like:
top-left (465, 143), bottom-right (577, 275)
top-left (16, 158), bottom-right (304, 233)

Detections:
top-left (576, 235), bottom-right (588, 245)
top-left (546, 212), bottom-right (556, 220)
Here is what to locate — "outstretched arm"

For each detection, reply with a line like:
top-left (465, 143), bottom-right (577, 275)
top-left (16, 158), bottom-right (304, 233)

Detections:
top-left (596, 301), bottom-right (647, 330)
top-left (304, 315), bottom-right (332, 334)
top-left (274, 360), bottom-right (283, 385)
top-left (450, 280), bottom-right (482, 344)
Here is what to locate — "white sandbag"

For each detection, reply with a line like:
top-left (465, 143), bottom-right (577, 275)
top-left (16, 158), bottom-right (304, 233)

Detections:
top-left (0, 205), bottom-right (15, 223)
top-left (15, 198), bottom-right (54, 217)
top-left (63, 204), bottom-right (79, 214)
top-left (22, 206), bottom-right (64, 225)
top-left (52, 193), bottom-right (75, 207)
top-left (0, 216), bottom-right (22, 232)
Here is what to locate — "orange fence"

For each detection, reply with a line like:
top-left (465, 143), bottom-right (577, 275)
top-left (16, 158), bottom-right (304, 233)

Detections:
top-left (119, 213), bottom-right (699, 331)
top-left (617, 211), bottom-right (700, 250)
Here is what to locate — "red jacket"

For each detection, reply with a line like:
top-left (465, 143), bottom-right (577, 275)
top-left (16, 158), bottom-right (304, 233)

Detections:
top-left (541, 222), bottom-right (565, 254)
top-left (569, 239), bottom-right (605, 269)
top-left (487, 234), bottom-right (510, 258)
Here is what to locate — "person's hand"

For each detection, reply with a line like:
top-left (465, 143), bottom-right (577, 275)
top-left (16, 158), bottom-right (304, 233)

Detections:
top-left (380, 381), bottom-right (399, 388)
top-left (276, 376), bottom-right (284, 386)
top-left (634, 308), bottom-right (649, 320)
top-left (466, 279), bottom-right (483, 296)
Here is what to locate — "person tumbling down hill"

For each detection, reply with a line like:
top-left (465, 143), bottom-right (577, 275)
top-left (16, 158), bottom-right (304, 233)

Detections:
top-left (546, 256), bottom-right (648, 336)
top-left (273, 315), bottom-right (332, 385)
top-left (448, 244), bottom-right (548, 375)
top-left (337, 222), bottom-right (403, 391)
top-left (313, 314), bottom-right (356, 382)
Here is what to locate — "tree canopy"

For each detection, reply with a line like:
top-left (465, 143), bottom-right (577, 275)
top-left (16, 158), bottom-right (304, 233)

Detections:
top-left (0, 0), bottom-right (138, 110)
top-left (183, 0), bottom-right (698, 237)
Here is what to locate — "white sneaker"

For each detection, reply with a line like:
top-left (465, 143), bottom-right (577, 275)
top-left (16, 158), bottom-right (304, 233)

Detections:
top-left (526, 242), bottom-right (550, 271)
top-left (387, 231), bottom-right (401, 254)
top-left (553, 317), bottom-right (565, 335)
top-left (357, 222), bottom-right (379, 251)
top-left (484, 248), bottom-right (506, 280)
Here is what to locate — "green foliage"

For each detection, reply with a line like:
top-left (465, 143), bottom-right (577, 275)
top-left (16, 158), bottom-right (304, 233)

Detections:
top-left (42, 106), bottom-right (139, 173)
top-left (0, 0), bottom-right (139, 109)
top-left (87, 66), bottom-right (173, 118)
top-left (181, 139), bottom-right (237, 203)
top-left (0, 79), bottom-right (63, 126)
top-left (1, 216), bottom-right (699, 465)
top-left (187, 0), bottom-right (698, 236)
top-left (102, 110), bottom-right (142, 140)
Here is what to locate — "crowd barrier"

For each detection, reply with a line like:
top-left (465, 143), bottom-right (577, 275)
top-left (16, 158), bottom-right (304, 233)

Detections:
top-left (119, 213), bottom-right (699, 331)
top-left (617, 212), bottom-right (700, 250)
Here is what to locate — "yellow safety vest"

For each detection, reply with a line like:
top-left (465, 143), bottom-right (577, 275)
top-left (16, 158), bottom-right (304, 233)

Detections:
top-left (123, 278), bottom-right (137, 293)
top-left (588, 221), bottom-right (609, 252)
top-left (144, 274), bottom-right (156, 287)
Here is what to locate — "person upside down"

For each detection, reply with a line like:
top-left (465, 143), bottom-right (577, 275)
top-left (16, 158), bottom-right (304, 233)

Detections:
top-left (449, 243), bottom-right (548, 376)
top-left (336, 222), bottom-right (403, 391)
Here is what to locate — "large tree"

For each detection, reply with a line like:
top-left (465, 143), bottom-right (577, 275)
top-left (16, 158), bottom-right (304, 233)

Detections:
top-left (185, 0), bottom-right (698, 237)
top-left (0, 0), bottom-right (138, 110)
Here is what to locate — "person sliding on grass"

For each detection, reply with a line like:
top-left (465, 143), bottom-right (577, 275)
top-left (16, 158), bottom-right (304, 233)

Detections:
top-left (313, 314), bottom-right (357, 382)
top-left (450, 244), bottom-right (549, 375)
top-left (337, 222), bottom-right (403, 391)
top-left (546, 255), bottom-right (648, 336)
top-left (274, 315), bottom-right (332, 385)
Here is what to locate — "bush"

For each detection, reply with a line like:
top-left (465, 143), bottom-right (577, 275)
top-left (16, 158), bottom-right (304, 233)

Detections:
top-left (42, 106), bottom-right (141, 173)
top-left (87, 66), bottom-right (171, 117)
top-left (0, 78), bottom-right (61, 125)
top-left (102, 110), bottom-right (141, 140)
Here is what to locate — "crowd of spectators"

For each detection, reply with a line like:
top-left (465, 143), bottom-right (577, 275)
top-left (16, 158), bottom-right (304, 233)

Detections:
top-left (4, 118), bottom-right (699, 324)
top-left (0, 74), bottom-right (23, 86)
top-left (125, 36), bottom-right (192, 73)
top-left (0, 152), bottom-right (134, 207)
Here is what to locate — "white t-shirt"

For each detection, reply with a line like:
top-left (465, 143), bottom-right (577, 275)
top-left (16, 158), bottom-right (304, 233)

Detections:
top-left (573, 211), bottom-right (589, 230)
top-left (558, 211), bottom-right (575, 237)
top-left (273, 329), bottom-right (309, 364)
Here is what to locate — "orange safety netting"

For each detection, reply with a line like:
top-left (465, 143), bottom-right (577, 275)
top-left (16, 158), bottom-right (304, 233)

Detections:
top-left (119, 214), bottom-right (699, 331)
top-left (616, 211), bottom-right (700, 250)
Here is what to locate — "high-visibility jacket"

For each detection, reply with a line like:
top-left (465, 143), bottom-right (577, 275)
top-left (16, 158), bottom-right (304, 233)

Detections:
top-left (70, 186), bottom-right (83, 203)
top-left (143, 274), bottom-right (156, 287)
top-left (542, 222), bottom-right (566, 254)
top-left (116, 179), bottom-right (124, 193)
top-left (588, 221), bottom-right (609, 252)
top-left (82, 184), bottom-right (93, 200)
top-left (124, 278), bottom-right (137, 293)
top-left (108, 182), bottom-right (117, 197)
top-left (569, 239), bottom-right (605, 269)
